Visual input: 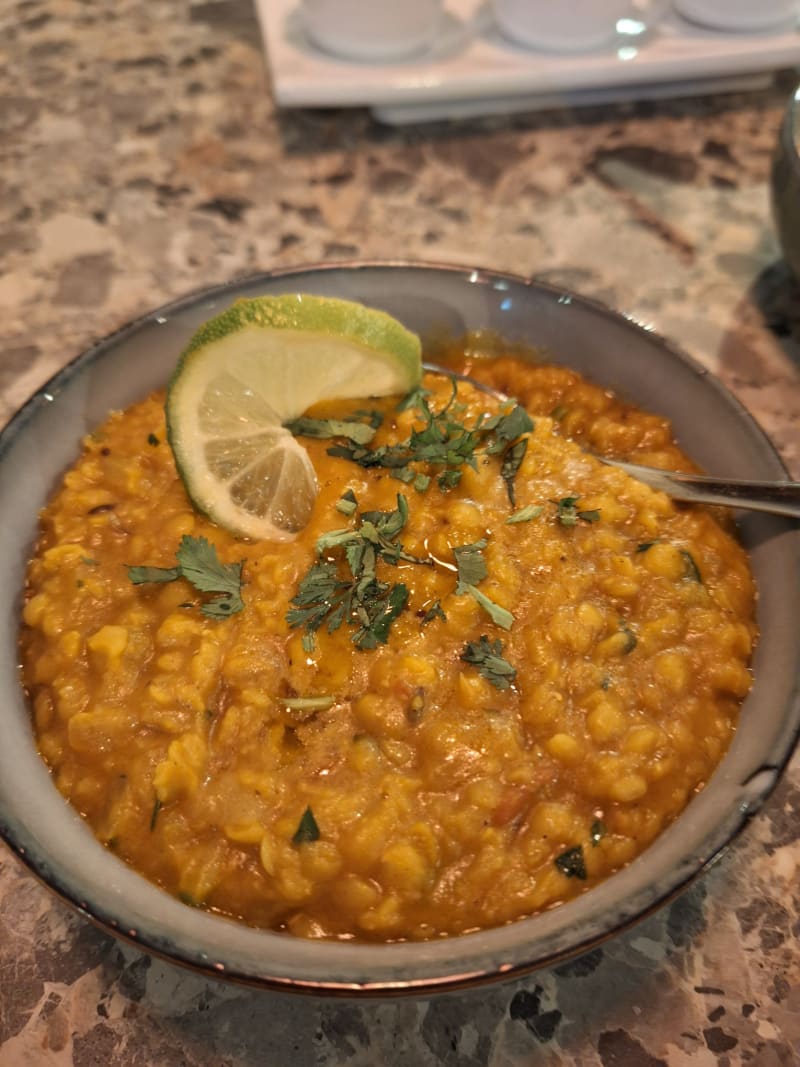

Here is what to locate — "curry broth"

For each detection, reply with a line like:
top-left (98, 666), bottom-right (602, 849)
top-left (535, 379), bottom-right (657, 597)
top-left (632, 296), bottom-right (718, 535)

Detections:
top-left (20, 348), bottom-right (756, 941)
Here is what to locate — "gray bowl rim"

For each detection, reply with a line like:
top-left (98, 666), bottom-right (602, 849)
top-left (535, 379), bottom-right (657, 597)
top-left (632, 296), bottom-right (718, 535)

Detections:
top-left (1, 258), bottom-right (799, 997)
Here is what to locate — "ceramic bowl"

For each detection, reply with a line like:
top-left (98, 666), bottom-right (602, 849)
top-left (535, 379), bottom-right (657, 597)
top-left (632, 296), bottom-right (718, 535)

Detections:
top-left (1, 262), bottom-right (799, 995)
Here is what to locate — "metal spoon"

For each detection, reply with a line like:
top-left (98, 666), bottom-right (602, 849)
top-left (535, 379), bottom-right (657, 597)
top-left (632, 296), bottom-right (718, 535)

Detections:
top-left (422, 362), bottom-right (800, 520)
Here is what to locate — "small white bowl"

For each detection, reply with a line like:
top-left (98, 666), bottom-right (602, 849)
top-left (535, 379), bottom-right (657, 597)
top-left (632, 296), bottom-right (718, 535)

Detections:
top-left (302, 0), bottom-right (445, 61)
top-left (674, 0), bottom-right (799, 33)
top-left (492, 0), bottom-right (660, 53)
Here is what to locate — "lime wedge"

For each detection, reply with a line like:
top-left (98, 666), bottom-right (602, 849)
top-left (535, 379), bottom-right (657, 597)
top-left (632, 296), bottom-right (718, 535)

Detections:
top-left (166, 294), bottom-right (422, 541)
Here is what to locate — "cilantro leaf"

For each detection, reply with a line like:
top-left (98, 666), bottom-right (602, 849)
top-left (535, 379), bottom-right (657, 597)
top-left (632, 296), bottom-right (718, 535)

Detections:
top-left (501, 438), bottom-right (529, 507)
top-left (128, 535), bottom-right (244, 618)
top-left (175, 536), bottom-right (244, 617)
top-left (287, 415), bottom-right (378, 445)
top-left (128, 565), bottom-right (181, 585)
top-left (420, 599), bottom-right (446, 625)
top-left (324, 389), bottom-right (533, 503)
top-left (335, 489), bottom-right (358, 516)
top-left (505, 504), bottom-right (544, 524)
top-left (461, 635), bottom-right (517, 690)
top-left (454, 540), bottom-right (488, 594)
top-left (465, 585), bottom-right (514, 631)
top-left (292, 806), bottom-right (320, 845)
top-left (483, 405), bottom-right (534, 455)
top-left (288, 496), bottom-right (414, 650)
top-left (553, 496), bottom-right (601, 527)
top-left (354, 583), bottom-right (409, 649)
top-left (554, 845), bottom-right (587, 880)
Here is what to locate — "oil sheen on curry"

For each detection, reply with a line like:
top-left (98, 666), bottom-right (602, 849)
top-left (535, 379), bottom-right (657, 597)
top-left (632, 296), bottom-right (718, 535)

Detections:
top-left (20, 343), bottom-right (757, 942)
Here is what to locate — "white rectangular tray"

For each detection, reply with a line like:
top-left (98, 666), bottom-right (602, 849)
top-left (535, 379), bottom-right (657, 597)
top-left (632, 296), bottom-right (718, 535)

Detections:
top-left (257, 0), bottom-right (800, 124)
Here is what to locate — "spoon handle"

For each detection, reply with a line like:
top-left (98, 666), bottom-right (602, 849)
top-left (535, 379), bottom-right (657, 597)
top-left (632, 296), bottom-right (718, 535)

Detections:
top-left (600, 459), bottom-right (800, 519)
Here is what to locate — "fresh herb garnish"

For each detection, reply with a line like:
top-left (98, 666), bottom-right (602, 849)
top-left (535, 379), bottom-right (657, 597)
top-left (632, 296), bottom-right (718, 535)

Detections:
top-left (466, 586), bottom-right (513, 630)
top-left (461, 635), bottom-right (517, 690)
top-left (80, 555), bottom-right (98, 566)
top-left (590, 819), bottom-right (607, 846)
top-left (550, 404), bottom-right (568, 421)
top-left (420, 599), bottom-right (447, 625)
top-left (505, 504), bottom-right (544, 525)
top-left (287, 413), bottom-right (380, 445)
top-left (554, 845), bottom-right (587, 880)
top-left (680, 549), bottom-right (703, 583)
top-left (335, 489), bottom-right (358, 516)
top-left (324, 388), bottom-right (533, 500)
top-left (454, 539), bottom-right (514, 630)
top-left (454, 540), bottom-right (488, 592)
top-left (128, 535), bottom-right (244, 618)
top-left (287, 495), bottom-right (417, 651)
top-left (500, 438), bottom-right (528, 506)
top-left (292, 806), bottom-right (320, 845)
top-left (553, 496), bottom-right (601, 527)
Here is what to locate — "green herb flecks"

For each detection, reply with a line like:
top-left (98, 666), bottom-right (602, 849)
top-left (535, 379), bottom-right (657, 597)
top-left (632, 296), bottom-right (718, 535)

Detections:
top-left (287, 412), bottom-right (381, 445)
top-left (461, 636), bottom-right (517, 690)
top-left (335, 489), bottom-right (358, 516)
top-left (150, 797), bottom-right (162, 832)
top-left (554, 845), bottom-right (587, 880)
top-left (287, 495), bottom-right (417, 652)
top-left (505, 504), bottom-right (544, 525)
top-left (590, 819), bottom-right (607, 846)
top-left (454, 539), bottom-right (514, 630)
top-left (292, 806), bottom-right (320, 845)
top-left (324, 387), bottom-right (533, 500)
top-left (420, 600), bottom-right (446, 626)
top-left (553, 496), bottom-right (601, 527)
top-left (501, 438), bottom-right (528, 507)
top-left (128, 535), bottom-right (244, 618)
top-left (80, 555), bottom-right (99, 566)
top-left (454, 540), bottom-right (488, 592)
top-left (636, 540), bottom-right (658, 553)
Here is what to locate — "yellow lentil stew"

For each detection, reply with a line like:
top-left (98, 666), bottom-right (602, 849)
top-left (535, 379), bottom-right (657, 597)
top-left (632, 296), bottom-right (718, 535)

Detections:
top-left (20, 345), bottom-right (756, 942)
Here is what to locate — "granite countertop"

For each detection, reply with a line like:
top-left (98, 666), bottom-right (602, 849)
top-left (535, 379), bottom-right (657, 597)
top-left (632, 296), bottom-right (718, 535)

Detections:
top-left (2, 1), bottom-right (800, 1063)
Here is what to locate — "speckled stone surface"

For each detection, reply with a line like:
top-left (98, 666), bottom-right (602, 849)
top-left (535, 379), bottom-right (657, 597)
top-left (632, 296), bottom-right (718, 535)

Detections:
top-left (2, 1), bottom-right (800, 1063)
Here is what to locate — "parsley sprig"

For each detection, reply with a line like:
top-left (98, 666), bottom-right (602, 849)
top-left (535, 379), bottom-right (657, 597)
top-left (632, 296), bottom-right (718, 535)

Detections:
top-left (128, 535), bottom-right (244, 618)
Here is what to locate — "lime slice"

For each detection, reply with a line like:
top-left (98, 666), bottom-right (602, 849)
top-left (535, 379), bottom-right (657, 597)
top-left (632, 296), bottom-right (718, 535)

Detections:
top-left (166, 294), bottom-right (422, 541)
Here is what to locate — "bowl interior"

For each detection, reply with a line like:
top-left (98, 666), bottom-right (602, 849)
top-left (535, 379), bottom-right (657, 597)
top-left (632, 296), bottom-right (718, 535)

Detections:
top-left (2, 263), bottom-right (799, 993)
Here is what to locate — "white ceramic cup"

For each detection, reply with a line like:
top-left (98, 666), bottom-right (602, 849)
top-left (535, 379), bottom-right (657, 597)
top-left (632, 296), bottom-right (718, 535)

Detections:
top-left (674, 0), bottom-right (798, 32)
top-left (492, 0), bottom-right (665, 53)
top-left (302, 0), bottom-right (445, 61)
